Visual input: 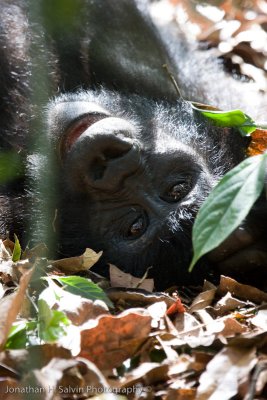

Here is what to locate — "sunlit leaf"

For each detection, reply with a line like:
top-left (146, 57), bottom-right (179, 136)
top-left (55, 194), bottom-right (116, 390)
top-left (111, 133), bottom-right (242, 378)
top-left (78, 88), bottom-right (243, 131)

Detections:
top-left (12, 234), bottom-right (21, 262)
top-left (189, 153), bottom-right (267, 271)
top-left (38, 299), bottom-right (70, 342)
top-left (191, 103), bottom-right (256, 136)
top-left (247, 129), bottom-right (267, 156)
top-left (5, 321), bottom-right (37, 349)
top-left (53, 276), bottom-right (113, 308)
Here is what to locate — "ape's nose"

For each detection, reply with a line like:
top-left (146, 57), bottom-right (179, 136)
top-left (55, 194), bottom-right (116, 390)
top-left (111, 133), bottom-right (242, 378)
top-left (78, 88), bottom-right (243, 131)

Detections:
top-left (66, 117), bottom-right (141, 191)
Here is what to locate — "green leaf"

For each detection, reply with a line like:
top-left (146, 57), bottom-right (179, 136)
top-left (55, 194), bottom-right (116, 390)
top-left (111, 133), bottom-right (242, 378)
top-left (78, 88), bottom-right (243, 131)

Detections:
top-left (38, 299), bottom-right (70, 342)
top-left (189, 154), bottom-right (267, 271)
top-left (0, 151), bottom-right (24, 184)
top-left (53, 275), bottom-right (113, 308)
top-left (5, 321), bottom-right (37, 349)
top-left (191, 103), bottom-right (256, 136)
top-left (12, 234), bottom-right (22, 262)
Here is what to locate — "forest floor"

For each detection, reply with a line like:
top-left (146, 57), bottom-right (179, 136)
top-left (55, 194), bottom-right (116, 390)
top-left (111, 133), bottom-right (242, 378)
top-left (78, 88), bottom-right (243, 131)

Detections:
top-left (1, 1), bottom-right (267, 399)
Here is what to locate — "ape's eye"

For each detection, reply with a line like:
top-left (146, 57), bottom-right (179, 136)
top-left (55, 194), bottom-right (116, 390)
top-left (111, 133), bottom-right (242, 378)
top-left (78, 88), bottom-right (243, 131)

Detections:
top-left (163, 178), bottom-right (192, 203)
top-left (126, 216), bottom-right (145, 239)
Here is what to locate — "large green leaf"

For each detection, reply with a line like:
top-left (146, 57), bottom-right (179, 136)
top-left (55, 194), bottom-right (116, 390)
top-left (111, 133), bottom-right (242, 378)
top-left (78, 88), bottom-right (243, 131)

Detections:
top-left (189, 153), bottom-right (267, 271)
top-left (53, 276), bottom-right (113, 308)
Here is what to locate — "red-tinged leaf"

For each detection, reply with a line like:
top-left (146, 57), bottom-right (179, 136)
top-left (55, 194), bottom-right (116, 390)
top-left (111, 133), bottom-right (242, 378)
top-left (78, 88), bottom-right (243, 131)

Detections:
top-left (166, 298), bottom-right (185, 315)
top-left (247, 128), bottom-right (267, 156)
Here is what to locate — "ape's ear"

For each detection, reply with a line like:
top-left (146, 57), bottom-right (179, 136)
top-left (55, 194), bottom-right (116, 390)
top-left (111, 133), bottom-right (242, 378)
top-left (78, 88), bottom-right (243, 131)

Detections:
top-left (58, 112), bottom-right (109, 158)
top-left (46, 98), bottom-right (110, 156)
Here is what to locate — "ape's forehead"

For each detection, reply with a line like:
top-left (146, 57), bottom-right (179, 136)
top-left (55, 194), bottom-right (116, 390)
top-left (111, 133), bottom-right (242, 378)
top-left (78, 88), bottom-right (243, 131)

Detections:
top-left (152, 133), bottom-right (196, 155)
top-left (47, 101), bottom-right (109, 129)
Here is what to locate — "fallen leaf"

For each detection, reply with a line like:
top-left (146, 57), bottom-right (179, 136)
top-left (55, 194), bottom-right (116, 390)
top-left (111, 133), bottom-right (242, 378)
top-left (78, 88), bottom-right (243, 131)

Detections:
top-left (20, 357), bottom-right (109, 399)
top-left (109, 264), bottom-right (154, 291)
top-left (196, 347), bottom-right (257, 400)
top-left (250, 310), bottom-right (267, 331)
top-left (217, 276), bottom-right (267, 303)
top-left (189, 288), bottom-right (216, 313)
top-left (107, 287), bottom-right (175, 308)
top-left (0, 345), bottom-right (72, 374)
top-left (147, 301), bottom-right (167, 329)
top-left (2, 239), bottom-right (14, 257)
top-left (0, 267), bottom-right (34, 349)
top-left (167, 298), bottom-right (186, 315)
top-left (120, 362), bottom-right (169, 388)
top-left (247, 129), bottom-right (267, 156)
top-left (0, 378), bottom-right (23, 400)
top-left (79, 309), bottom-right (152, 369)
top-left (166, 387), bottom-right (196, 400)
top-left (51, 248), bottom-right (103, 273)
top-left (42, 279), bottom-right (109, 325)
top-left (22, 243), bottom-right (48, 259)
top-left (220, 317), bottom-right (248, 337)
top-left (213, 292), bottom-right (248, 316)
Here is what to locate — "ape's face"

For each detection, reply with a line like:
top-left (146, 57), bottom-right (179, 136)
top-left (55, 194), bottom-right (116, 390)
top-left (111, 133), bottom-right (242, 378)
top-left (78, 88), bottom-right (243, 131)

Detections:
top-left (47, 91), bottom-right (219, 287)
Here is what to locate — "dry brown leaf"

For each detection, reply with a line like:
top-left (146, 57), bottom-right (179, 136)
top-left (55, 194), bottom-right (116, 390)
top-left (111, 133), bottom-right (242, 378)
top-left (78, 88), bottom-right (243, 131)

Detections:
top-left (174, 313), bottom-right (217, 347)
top-left (217, 275), bottom-right (267, 303)
top-left (0, 345), bottom-right (72, 374)
top-left (109, 264), bottom-right (154, 291)
top-left (254, 360), bottom-right (267, 395)
top-left (175, 312), bottom-right (203, 338)
top-left (20, 357), bottom-right (109, 399)
top-left (247, 129), bottom-right (267, 157)
top-left (1, 239), bottom-right (14, 257)
top-left (220, 317), bottom-right (248, 337)
top-left (0, 267), bottom-right (34, 349)
top-left (119, 362), bottom-right (169, 388)
top-left (0, 378), bottom-right (23, 400)
top-left (47, 284), bottom-right (109, 326)
top-left (79, 309), bottom-right (152, 369)
top-left (190, 351), bottom-right (213, 373)
top-left (250, 310), bottom-right (267, 331)
top-left (189, 287), bottom-right (216, 313)
top-left (213, 292), bottom-right (248, 316)
top-left (0, 260), bottom-right (18, 284)
top-left (107, 287), bottom-right (175, 309)
top-left (196, 346), bottom-right (257, 400)
top-left (59, 296), bottom-right (109, 326)
top-left (228, 330), bottom-right (267, 349)
top-left (195, 309), bottom-right (225, 336)
top-left (0, 282), bottom-right (5, 300)
top-left (51, 248), bottom-right (103, 273)
top-left (166, 387), bottom-right (196, 400)
top-left (22, 243), bottom-right (48, 259)
top-left (147, 301), bottom-right (167, 330)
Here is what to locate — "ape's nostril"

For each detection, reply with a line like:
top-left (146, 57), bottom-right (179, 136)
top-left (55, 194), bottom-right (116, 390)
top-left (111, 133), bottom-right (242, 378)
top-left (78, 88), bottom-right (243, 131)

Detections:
top-left (91, 145), bottom-right (132, 181)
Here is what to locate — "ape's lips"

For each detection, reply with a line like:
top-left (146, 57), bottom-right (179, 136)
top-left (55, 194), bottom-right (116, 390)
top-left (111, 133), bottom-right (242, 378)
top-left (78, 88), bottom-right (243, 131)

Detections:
top-left (59, 114), bottom-right (107, 158)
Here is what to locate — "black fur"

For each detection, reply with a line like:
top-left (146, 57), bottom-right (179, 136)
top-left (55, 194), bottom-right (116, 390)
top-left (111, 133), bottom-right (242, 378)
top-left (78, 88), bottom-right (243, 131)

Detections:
top-left (0, 0), bottom-right (266, 289)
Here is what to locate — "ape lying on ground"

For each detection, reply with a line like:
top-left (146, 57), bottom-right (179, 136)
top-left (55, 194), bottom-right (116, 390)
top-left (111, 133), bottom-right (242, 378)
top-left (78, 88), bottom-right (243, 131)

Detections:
top-left (1, 0), bottom-right (267, 289)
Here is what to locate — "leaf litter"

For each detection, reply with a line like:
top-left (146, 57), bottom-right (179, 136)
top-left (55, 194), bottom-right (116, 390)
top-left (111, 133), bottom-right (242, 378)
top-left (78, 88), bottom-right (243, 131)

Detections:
top-left (1, 2), bottom-right (267, 399)
top-left (1, 238), bottom-right (267, 399)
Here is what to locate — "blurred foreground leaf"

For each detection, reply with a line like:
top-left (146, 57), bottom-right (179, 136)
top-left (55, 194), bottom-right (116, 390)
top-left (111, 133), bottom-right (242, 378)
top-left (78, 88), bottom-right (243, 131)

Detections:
top-left (0, 151), bottom-right (24, 184)
top-left (189, 153), bottom-right (267, 271)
